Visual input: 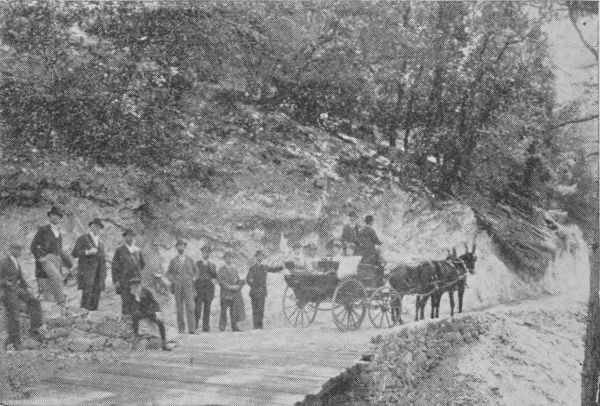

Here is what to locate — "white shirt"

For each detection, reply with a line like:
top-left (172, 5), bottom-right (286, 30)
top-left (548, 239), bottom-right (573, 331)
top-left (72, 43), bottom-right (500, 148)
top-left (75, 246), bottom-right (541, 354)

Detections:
top-left (126, 244), bottom-right (140, 254)
top-left (8, 254), bottom-right (19, 270)
top-left (50, 224), bottom-right (61, 238)
top-left (89, 232), bottom-right (99, 247)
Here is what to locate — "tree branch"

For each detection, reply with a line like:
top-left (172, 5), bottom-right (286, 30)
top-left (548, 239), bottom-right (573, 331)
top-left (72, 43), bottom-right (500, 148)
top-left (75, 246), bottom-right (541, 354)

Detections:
top-left (548, 114), bottom-right (599, 131)
top-left (568, 6), bottom-right (598, 61)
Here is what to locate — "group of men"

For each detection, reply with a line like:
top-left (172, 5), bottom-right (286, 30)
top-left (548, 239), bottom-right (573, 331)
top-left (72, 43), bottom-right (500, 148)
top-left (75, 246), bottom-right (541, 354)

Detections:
top-left (1, 206), bottom-right (381, 351)
top-left (1, 206), bottom-right (287, 351)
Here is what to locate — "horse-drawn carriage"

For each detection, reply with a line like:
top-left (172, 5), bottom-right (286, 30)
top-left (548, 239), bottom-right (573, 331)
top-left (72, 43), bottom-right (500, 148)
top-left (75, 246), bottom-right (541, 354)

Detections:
top-left (282, 257), bottom-right (402, 332)
top-left (282, 243), bottom-right (478, 331)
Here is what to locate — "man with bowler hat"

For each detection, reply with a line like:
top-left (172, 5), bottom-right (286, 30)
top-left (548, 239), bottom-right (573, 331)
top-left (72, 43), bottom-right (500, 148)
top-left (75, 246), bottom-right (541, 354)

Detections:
top-left (1, 243), bottom-right (44, 350)
top-left (217, 251), bottom-right (244, 332)
top-left (111, 228), bottom-right (144, 320)
top-left (246, 250), bottom-right (283, 329)
top-left (72, 218), bottom-right (107, 311)
top-left (30, 206), bottom-right (73, 316)
top-left (166, 239), bottom-right (198, 334)
top-left (195, 244), bottom-right (217, 332)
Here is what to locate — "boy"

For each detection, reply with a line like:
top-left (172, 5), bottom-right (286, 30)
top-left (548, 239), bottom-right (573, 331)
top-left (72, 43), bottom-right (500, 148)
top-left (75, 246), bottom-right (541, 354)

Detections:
top-left (217, 252), bottom-right (244, 332)
top-left (130, 275), bottom-right (172, 351)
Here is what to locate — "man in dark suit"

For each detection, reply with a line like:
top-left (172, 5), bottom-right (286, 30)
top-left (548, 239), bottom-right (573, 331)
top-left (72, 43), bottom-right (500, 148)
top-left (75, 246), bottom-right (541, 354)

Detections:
top-left (194, 244), bottom-right (217, 332)
top-left (130, 275), bottom-right (171, 351)
top-left (166, 239), bottom-right (198, 334)
top-left (1, 243), bottom-right (44, 350)
top-left (111, 229), bottom-right (144, 320)
top-left (30, 206), bottom-right (73, 316)
top-left (246, 250), bottom-right (283, 329)
top-left (340, 211), bottom-right (361, 256)
top-left (357, 215), bottom-right (384, 286)
top-left (72, 218), bottom-right (107, 311)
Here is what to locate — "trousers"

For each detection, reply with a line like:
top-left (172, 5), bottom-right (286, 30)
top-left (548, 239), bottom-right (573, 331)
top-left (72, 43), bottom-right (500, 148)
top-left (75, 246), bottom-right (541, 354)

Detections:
top-left (173, 281), bottom-right (196, 333)
top-left (219, 298), bottom-right (238, 331)
top-left (250, 294), bottom-right (266, 329)
top-left (38, 254), bottom-right (65, 305)
top-left (2, 287), bottom-right (42, 346)
top-left (195, 297), bottom-right (212, 332)
top-left (132, 311), bottom-right (166, 342)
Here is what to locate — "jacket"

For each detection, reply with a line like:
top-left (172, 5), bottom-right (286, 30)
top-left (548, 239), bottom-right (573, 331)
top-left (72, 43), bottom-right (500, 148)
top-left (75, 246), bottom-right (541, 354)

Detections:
top-left (195, 260), bottom-right (217, 301)
top-left (166, 255), bottom-right (197, 286)
top-left (217, 264), bottom-right (241, 301)
top-left (111, 245), bottom-right (144, 288)
top-left (132, 287), bottom-right (161, 315)
top-left (341, 224), bottom-right (361, 248)
top-left (72, 233), bottom-right (107, 291)
top-left (0, 256), bottom-right (27, 290)
top-left (30, 225), bottom-right (73, 278)
top-left (246, 263), bottom-right (283, 298)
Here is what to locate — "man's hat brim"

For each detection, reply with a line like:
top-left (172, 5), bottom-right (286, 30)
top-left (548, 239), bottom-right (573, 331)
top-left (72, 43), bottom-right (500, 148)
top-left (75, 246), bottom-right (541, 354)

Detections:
top-left (175, 240), bottom-right (187, 247)
top-left (123, 229), bottom-right (136, 237)
top-left (47, 207), bottom-right (64, 217)
top-left (89, 218), bottom-right (104, 228)
top-left (200, 245), bottom-right (212, 252)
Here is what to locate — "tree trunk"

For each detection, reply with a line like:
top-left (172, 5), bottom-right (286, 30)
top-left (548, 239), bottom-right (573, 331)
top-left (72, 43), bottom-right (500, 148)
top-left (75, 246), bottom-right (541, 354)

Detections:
top-left (582, 222), bottom-right (600, 406)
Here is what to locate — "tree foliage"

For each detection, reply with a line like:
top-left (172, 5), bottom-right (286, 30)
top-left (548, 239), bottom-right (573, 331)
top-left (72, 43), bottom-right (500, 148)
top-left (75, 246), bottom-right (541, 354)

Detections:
top-left (0, 1), bottom-right (558, 197)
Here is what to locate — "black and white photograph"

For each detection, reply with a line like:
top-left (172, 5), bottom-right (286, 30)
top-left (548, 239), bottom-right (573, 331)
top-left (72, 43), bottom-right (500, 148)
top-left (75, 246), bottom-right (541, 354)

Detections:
top-left (0, 1), bottom-right (598, 405)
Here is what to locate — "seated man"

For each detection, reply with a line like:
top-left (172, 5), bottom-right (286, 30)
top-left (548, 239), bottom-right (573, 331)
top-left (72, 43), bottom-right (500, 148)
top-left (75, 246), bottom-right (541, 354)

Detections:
top-left (130, 275), bottom-right (171, 351)
top-left (1, 243), bottom-right (44, 350)
top-left (319, 240), bottom-right (343, 273)
top-left (301, 243), bottom-right (319, 273)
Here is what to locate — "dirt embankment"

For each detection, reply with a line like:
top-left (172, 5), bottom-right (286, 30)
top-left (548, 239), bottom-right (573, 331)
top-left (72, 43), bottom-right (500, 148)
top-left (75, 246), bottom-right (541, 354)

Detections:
top-left (296, 293), bottom-right (586, 406)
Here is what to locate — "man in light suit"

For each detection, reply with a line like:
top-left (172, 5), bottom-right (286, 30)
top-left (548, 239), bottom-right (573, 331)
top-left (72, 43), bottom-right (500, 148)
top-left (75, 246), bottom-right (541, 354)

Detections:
top-left (111, 229), bottom-right (144, 320)
top-left (1, 243), bottom-right (44, 350)
top-left (30, 206), bottom-right (73, 315)
top-left (72, 218), bottom-right (107, 311)
top-left (166, 239), bottom-right (198, 334)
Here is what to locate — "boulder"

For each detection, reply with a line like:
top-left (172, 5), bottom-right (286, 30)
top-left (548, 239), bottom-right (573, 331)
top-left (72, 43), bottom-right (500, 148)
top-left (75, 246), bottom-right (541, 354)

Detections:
top-left (107, 338), bottom-right (131, 351)
top-left (68, 338), bottom-right (92, 352)
top-left (89, 336), bottom-right (107, 351)
top-left (22, 337), bottom-right (42, 350)
top-left (46, 327), bottom-right (70, 340)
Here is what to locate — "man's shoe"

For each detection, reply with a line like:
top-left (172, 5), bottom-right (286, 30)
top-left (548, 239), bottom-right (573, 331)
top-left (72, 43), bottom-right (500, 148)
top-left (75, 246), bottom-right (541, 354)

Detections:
top-left (29, 330), bottom-right (44, 343)
top-left (162, 341), bottom-right (172, 351)
top-left (231, 326), bottom-right (242, 332)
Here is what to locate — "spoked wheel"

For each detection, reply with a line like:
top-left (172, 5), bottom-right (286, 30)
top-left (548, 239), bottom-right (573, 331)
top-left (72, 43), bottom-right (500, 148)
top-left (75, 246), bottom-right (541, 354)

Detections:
top-left (331, 278), bottom-right (367, 332)
top-left (282, 286), bottom-right (318, 328)
top-left (368, 286), bottom-right (402, 328)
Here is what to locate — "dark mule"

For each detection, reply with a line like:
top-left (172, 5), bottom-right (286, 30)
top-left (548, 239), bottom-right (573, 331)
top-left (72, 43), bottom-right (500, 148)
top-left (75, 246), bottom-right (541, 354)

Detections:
top-left (389, 260), bottom-right (440, 322)
top-left (431, 243), bottom-right (477, 318)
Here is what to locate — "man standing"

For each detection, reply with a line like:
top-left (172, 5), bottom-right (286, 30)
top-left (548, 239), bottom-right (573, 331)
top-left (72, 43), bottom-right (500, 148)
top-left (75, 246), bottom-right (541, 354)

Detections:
top-left (71, 218), bottom-right (106, 311)
top-left (195, 244), bottom-right (217, 332)
top-left (246, 250), bottom-right (283, 329)
top-left (357, 215), bottom-right (384, 285)
top-left (340, 211), bottom-right (361, 256)
top-left (130, 275), bottom-right (172, 351)
top-left (111, 229), bottom-right (144, 320)
top-left (217, 251), bottom-right (244, 332)
top-left (1, 243), bottom-right (44, 350)
top-left (166, 239), bottom-right (197, 334)
top-left (30, 206), bottom-right (73, 316)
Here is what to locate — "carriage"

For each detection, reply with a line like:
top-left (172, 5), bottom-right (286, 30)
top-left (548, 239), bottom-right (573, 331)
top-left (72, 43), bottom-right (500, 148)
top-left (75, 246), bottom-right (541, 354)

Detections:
top-left (282, 258), bottom-right (402, 332)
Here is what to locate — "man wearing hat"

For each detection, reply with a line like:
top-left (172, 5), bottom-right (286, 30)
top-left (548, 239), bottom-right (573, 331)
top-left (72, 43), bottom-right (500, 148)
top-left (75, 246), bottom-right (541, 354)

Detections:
top-left (340, 211), bottom-right (361, 256)
top-left (30, 206), bottom-right (73, 316)
top-left (71, 218), bottom-right (107, 311)
top-left (194, 244), bottom-right (217, 332)
top-left (217, 251), bottom-right (244, 332)
top-left (111, 229), bottom-right (145, 319)
top-left (246, 250), bottom-right (283, 329)
top-left (129, 275), bottom-right (171, 351)
top-left (357, 215), bottom-right (384, 285)
top-left (166, 239), bottom-right (198, 334)
top-left (1, 243), bottom-right (44, 350)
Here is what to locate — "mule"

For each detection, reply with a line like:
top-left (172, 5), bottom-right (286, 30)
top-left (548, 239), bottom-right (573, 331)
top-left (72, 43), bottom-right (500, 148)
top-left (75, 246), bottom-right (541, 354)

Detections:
top-left (430, 243), bottom-right (477, 318)
top-left (389, 260), bottom-right (441, 322)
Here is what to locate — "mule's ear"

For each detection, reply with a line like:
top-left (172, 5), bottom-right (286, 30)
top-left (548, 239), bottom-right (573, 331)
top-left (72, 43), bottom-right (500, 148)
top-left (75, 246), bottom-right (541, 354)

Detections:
top-left (471, 242), bottom-right (477, 254)
top-left (452, 247), bottom-right (457, 257)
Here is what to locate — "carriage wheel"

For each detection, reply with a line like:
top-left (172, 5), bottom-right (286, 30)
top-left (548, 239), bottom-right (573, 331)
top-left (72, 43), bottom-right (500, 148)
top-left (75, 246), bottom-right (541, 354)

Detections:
top-left (331, 278), bottom-right (367, 332)
top-left (282, 286), bottom-right (318, 328)
top-left (368, 286), bottom-right (402, 328)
